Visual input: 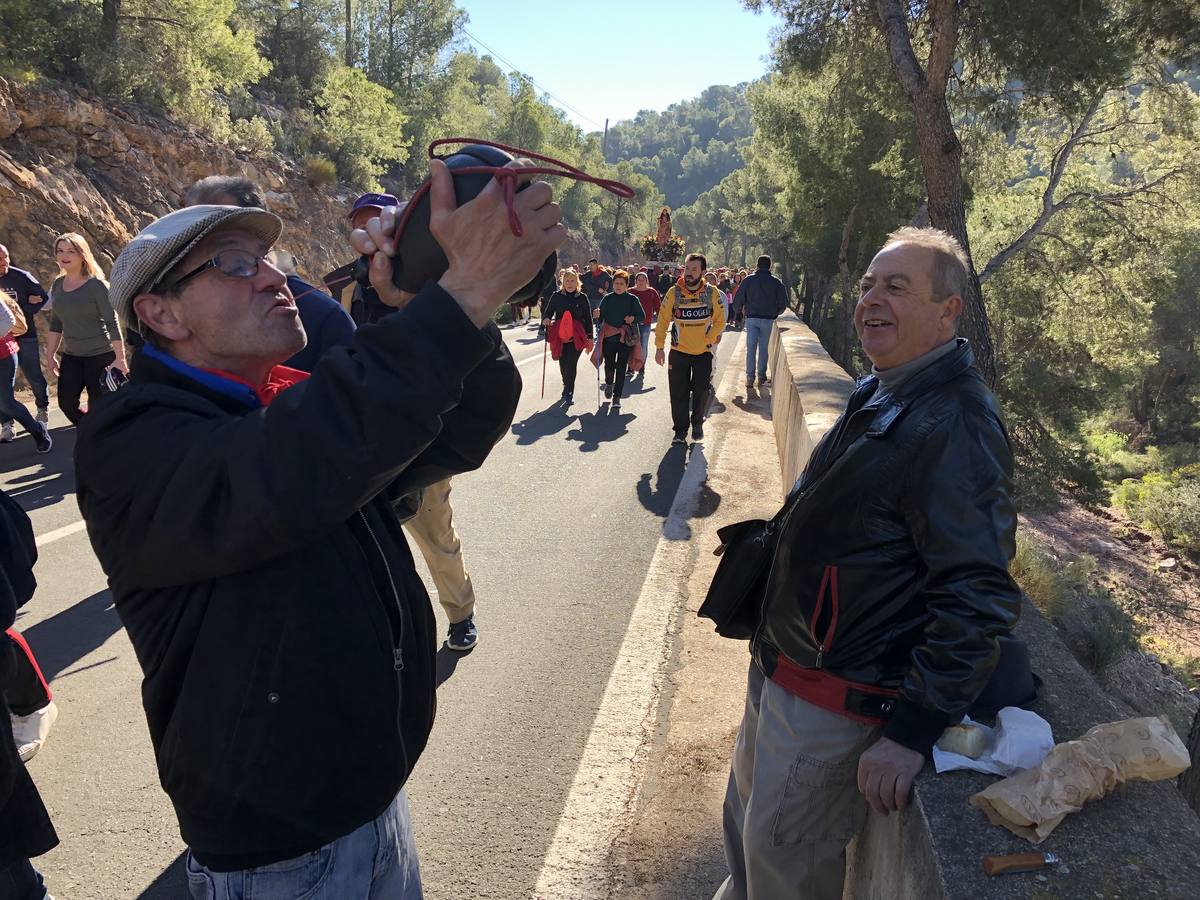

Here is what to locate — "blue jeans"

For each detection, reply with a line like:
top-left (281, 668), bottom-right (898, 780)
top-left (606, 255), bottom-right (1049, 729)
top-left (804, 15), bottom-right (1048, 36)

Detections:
top-left (185, 791), bottom-right (421, 899)
top-left (744, 318), bottom-right (772, 380)
top-left (1, 337), bottom-right (48, 426)
top-left (0, 354), bottom-right (39, 436)
top-left (638, 324), bottom-right (652, 364)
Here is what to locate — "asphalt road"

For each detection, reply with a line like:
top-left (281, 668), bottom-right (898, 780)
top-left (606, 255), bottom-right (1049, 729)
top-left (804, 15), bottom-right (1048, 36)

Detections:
top-left (2, 323), bottom-right (737, 899)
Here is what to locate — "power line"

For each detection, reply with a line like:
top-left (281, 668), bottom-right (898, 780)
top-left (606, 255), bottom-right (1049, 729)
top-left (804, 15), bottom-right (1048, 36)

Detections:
top-left (459, 26), bottom-right (606, 131)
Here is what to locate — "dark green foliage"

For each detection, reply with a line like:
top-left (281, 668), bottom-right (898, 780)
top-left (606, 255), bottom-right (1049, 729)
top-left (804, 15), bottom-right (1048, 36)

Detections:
top-left (601, 84), bottom-right (755, 208)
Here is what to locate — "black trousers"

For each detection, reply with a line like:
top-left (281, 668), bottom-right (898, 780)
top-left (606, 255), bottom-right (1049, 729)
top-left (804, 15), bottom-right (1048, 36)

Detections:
top-left (4, 635), bottom-right (50, 718)
top-left (57, 351), bottom-right (114, 425)
top-left (0, 857), bottom-right (44, 900)
top-left (558, 343), bottom-right (582, 394)
top-left (668, 349), bottom-right (712, 435)
top-left (602, 335), bottom-right (633, 400)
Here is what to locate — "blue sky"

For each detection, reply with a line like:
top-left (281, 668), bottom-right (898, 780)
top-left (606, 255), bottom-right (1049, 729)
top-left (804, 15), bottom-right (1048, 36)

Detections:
top-left (456, 0), bottom-right (782, 132)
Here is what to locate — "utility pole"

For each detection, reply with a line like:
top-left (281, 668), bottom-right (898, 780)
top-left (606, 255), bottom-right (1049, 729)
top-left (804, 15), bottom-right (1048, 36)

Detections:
top-left (345, 0), bottom-right (353, 68)
top-left (601, 118), bottom-right (609, 158)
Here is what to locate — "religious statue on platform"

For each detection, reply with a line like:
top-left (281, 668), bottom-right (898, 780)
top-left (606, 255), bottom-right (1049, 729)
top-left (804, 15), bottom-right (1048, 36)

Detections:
top-left (655, 207), bottom-right (672, 246)
top-left (639, 206), bottom-right (685, 261)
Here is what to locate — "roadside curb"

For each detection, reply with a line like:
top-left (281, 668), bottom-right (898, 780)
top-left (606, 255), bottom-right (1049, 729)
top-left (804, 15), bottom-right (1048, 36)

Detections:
top-left (532, 334), bottom-right (773, 899)
top-left (606, 338), bottom-right (785, 899)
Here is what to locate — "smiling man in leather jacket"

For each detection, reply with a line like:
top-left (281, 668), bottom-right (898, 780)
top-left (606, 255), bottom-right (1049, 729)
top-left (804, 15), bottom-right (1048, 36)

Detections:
top-left (715, 227), bottom-right (1022, 900)
top-left (75, 158), bottom-right (563, 898)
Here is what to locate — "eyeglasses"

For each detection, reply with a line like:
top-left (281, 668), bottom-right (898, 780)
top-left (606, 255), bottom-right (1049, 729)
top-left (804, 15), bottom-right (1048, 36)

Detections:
top-left (155, 250), bottom-right (267, 293)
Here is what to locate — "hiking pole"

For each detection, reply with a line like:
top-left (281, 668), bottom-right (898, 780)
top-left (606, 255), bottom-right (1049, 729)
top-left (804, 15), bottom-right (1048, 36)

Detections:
top-left (596, 338), bottom-right (602, 410)
top-left (540, 327), bottom-right (548, 400)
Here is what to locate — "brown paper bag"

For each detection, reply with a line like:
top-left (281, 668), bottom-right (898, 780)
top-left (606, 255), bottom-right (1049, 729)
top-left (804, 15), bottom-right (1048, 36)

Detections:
top-left (968, 716), bottom-right (1190, 843)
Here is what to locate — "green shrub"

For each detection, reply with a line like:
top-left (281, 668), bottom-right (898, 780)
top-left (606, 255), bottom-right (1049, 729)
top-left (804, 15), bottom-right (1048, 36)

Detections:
top-left (304, 155), bottom-right (337, 187)
top-left (1108, 446), bottom-right (1163, 480)
top-left (1010, 532), bottom-right (1071, 619)
top-left (1087, 430), bottom-right (1128, 461)
top-left (1112, 470), bottom-right (1200, 553)
top-left (1073, 590), bottom-right (1141, 673)
top-left (231, 116), bottom-right (275, 155)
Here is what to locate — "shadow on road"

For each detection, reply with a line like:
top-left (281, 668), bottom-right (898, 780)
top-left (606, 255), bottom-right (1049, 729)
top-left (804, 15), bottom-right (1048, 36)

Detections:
top-left (732, 389), bottom-right (771, 421)
top-left (510, 403), bottom-right (576, 446)
top-left (565, 407), bottom-right (635, 452)
top-left (435, 643), bottom-right (472, 688)
top-left (636, 444), bottom-right (689, 517)
top-left (136, 852), bottom-right (186, 899)
top-left (0, 426), bottom-right (77, 511)
top-left (20, 589), bottom-right (122, 684)
top-left (622, 373), bottom-right (657, 397)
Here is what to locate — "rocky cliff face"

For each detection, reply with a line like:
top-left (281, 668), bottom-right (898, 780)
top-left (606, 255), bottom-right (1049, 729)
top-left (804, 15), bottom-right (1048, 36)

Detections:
top-left (0, 77), bottom-right (353, 294)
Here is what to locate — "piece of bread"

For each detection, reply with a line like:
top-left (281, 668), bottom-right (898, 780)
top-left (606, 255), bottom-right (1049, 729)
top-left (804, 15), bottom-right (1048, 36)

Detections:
top-left (937, 723), bottom-right (988, 759)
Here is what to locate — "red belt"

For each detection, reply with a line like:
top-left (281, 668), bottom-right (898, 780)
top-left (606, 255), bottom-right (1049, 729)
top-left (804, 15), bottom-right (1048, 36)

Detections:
top-left (770, 654), bottom-right (898, 726)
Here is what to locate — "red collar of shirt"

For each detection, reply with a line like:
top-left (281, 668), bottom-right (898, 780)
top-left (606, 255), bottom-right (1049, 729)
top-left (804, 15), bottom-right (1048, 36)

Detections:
top-left (200, 364), bottom-right (310, 406)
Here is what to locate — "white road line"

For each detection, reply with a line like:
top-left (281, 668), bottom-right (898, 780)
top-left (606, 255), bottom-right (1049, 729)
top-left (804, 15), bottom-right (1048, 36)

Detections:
top-left (35, 519), bottom-right (88, 547)
top-left (515, 351), bottom-right (547, 368)
top-left (532, 337), bottom-right (743, 899)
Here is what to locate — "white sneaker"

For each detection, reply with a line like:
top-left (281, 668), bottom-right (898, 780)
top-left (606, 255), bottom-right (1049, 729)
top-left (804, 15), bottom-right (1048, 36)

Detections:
top-left (13, 700), bottom-right (59, 763)
top-left (36, 407), bottom-right (49, 426)
top-left (0, 422), bottom-right (12, 443)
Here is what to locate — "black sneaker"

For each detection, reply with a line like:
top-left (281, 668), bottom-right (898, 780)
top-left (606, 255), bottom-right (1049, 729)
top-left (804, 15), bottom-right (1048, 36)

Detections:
top-left (603, 382), bottom-right (612, 399)
top-left (692, 423), bottom-right (704, 441)
top-left (562, 390), bottom-right (573, 404)
top-left (612, 398), bottom-right (621, 410)
top-left (33, 425), bottom-right (52, 454)
top-left (758, 375), bottom-right (770, 386)
top-left (672, 432), bottom-right (687, 446)
top-left (447, 615), bottom-right (478, 651)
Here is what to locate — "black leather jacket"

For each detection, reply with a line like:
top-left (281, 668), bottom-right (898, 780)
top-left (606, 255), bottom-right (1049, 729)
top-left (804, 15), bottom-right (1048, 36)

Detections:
top-left (752, 339), bottom-right (1022, 755)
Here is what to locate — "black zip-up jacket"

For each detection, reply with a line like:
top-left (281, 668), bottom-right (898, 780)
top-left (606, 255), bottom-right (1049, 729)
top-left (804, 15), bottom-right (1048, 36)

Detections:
top-left (1, 490), bottom-right (58, 869)
top-left (543, 290), bottom-right (592, 335)
top-left (74, 284), bottom-right (520, 870)
top-left (731, 268), bottom-right (788, 321)
top-left (752, 340), bottom-right (1021, 755)
top-left (580, 269), bottom-right (612, 309)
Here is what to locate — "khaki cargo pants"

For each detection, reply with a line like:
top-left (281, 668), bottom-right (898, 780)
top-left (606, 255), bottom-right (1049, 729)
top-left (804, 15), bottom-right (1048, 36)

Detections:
top-left (402, 478), bottom-right (477, 625)
top-left (714, 660), bottom-right (881, 900)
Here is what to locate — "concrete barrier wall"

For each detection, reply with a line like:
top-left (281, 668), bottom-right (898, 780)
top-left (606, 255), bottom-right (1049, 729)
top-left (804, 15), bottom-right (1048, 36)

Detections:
top-left (765, 313), bottom-right (1200, 899)
top-left (767, 312), bottom-right (855, 490)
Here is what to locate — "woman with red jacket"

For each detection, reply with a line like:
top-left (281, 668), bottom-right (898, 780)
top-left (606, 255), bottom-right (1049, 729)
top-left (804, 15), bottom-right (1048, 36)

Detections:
top-left (543, 269), bottom-right (594, 404)
top-left (629, 271), bottom-right (662, 374)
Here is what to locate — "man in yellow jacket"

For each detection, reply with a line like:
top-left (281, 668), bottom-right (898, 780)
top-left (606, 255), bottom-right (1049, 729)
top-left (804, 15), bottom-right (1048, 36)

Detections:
top-left (655, 252), bottom-right (725, 443)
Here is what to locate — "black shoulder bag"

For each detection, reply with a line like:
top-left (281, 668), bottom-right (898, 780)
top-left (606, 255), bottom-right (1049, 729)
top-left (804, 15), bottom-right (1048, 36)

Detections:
top-left (698, 503), bottom-right (791, 640)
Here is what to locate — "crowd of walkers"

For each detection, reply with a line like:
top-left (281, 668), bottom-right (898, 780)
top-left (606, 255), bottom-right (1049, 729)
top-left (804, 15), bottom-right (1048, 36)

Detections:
top-left (540, 253), bottom-right (789, 440)
top-left (0, 148), bottom-right (1024, 900)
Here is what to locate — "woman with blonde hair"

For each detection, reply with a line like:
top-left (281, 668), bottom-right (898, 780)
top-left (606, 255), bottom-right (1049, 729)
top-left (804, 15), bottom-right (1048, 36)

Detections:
top-left (543, 268), bottom-right (594, 404)
top-left (45, 232), bottom-right (127, 424)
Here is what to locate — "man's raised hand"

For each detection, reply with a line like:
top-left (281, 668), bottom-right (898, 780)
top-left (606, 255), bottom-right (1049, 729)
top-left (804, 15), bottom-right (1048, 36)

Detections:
top-left (432, 158), bottom-right (566, 328)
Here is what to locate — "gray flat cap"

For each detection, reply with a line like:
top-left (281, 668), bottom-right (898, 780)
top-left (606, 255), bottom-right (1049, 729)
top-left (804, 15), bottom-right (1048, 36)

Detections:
top-left (109, 205), bottom-right (282, 334)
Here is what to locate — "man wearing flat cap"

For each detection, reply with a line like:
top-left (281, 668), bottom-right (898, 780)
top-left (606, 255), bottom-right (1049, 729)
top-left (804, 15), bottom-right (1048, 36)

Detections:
top-left (74, 159), bottom-right (564, 897)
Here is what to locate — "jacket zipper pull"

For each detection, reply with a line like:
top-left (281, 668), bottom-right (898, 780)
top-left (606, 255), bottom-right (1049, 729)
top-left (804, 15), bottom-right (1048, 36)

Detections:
top-left (815, 646), bottom-right (824, 669)
top-left (393, 647), bottom-right (405, 671)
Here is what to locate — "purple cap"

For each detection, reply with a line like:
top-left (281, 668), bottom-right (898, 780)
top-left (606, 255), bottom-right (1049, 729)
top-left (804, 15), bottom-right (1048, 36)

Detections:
top-left (348, 192), bottom-right (399, 219)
